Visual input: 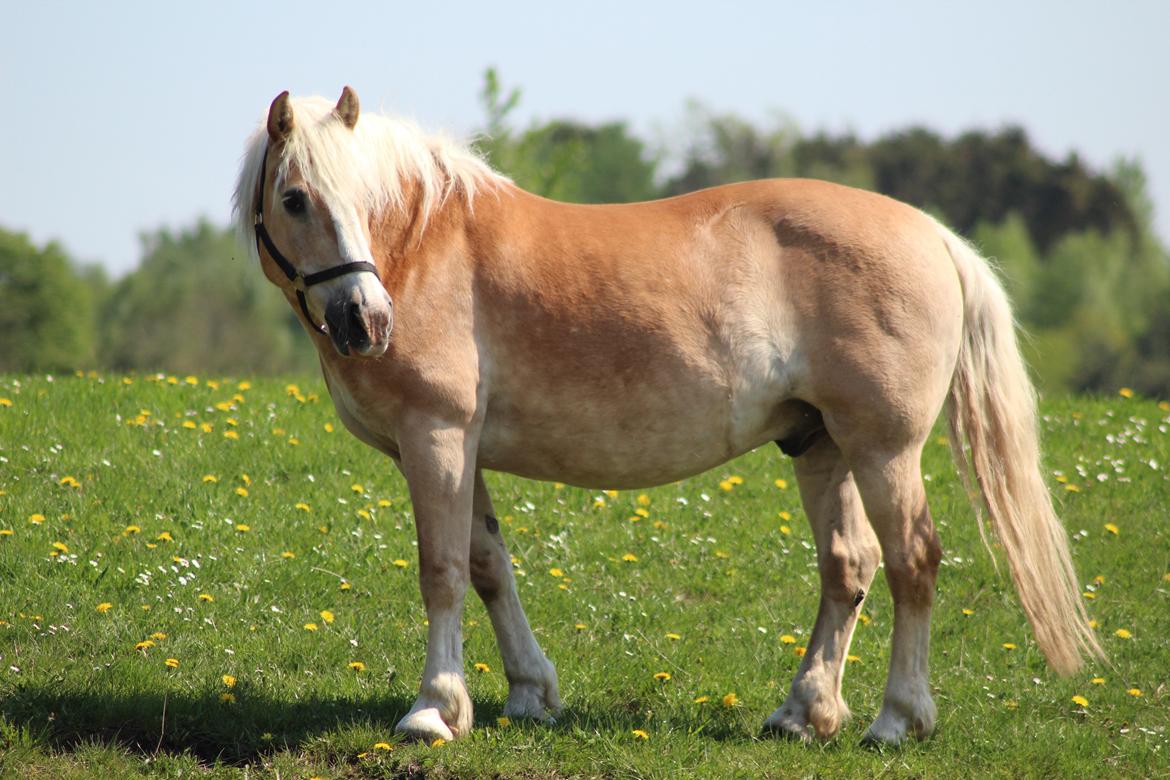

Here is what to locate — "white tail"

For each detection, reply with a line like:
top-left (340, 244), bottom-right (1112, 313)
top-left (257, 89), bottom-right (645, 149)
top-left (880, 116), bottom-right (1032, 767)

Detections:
top-left (938, 224), bottom-right (1104, 674)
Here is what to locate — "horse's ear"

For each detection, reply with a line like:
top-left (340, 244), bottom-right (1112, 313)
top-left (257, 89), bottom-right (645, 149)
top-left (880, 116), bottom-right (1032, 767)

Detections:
top-left (335, 85), bottom-right (360, 130)
top-left (267, 90), bottom-right (294, 142)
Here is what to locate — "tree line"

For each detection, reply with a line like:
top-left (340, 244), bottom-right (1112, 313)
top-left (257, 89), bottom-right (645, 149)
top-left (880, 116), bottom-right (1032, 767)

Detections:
top-left (3, 70), bottom-right (1167, 394)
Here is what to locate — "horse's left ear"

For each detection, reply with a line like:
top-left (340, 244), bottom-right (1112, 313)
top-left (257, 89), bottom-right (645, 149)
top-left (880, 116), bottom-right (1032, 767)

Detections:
top-left (335, 86), bottom-right (360, 130)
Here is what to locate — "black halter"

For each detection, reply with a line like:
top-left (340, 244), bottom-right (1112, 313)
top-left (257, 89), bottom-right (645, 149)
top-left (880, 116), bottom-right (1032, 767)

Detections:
top-left (253, 145), bottom-right (380, 334)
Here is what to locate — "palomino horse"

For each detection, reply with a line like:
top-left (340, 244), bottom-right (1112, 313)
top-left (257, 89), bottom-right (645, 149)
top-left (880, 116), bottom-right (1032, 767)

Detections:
top-left (233, 87), bottom-right (1102, 745)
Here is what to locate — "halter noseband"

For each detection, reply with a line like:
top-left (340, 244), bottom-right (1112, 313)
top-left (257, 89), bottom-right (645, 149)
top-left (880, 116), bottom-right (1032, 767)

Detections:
top-left (253, 144), bottom-right (380, 334)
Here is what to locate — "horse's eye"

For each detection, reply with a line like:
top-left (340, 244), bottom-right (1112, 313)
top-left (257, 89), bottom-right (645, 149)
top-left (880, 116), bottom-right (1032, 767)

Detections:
top-left (282, 189), bottom-right (307, 215)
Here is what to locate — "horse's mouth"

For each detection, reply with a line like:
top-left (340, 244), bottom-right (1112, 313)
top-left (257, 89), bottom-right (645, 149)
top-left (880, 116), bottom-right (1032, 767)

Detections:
top-left (324, 297), bottom-right (392, 358)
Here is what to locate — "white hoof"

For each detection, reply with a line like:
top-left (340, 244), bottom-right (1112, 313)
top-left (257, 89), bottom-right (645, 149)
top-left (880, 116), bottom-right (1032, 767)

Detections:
top-left (395, 707), bottom-right (455, 742)
top-left (862, 696), bottom-right (936, 745)
top-left (763, 705), bottom-right (815, 742)
top-left (502, 656), bottom-right (561, 722)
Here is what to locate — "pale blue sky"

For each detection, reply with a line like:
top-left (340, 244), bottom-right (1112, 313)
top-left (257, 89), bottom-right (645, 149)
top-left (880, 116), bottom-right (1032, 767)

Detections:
top-left (2, 0), bottom-right (1167, 275)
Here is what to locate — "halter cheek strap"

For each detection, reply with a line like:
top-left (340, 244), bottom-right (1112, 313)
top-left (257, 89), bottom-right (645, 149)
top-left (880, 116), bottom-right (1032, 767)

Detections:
top-left (253, 145), bottom-right (380, 334)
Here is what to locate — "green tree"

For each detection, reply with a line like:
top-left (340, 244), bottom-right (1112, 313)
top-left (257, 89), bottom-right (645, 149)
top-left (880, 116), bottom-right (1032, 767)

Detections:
top-left (0, 227), bottom-right (97, 372)
top-left (476, 68), bottom-right (657, 203)
top-left (101, 220), bottom-right (315, 374)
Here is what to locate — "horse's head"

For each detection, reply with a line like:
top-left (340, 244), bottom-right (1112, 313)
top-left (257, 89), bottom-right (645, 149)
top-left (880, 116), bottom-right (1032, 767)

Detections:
top-left (254, 87), bottom-right (393, 358)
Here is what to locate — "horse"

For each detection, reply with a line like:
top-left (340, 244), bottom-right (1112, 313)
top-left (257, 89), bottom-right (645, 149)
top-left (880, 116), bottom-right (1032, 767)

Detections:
top-left (233, 87), bottom-right (1102, 745)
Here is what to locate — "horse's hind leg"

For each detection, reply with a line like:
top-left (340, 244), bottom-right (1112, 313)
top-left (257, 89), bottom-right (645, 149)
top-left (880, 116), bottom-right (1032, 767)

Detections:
top-left (764, 435), bottom-right (880, 740)
top-left (469, 470), bottom-right (561, 720)
top-left (844, 442), bottom-right (942, 744)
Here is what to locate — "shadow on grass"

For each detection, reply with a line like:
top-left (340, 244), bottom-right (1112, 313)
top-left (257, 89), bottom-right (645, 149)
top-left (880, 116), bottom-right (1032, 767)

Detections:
top-left (1, 684), bottom-right (780, 766)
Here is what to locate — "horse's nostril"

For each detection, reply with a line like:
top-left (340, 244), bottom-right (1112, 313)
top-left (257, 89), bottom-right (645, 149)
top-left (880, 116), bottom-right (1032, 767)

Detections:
top-left (346, 302), bottom-right (369, 346)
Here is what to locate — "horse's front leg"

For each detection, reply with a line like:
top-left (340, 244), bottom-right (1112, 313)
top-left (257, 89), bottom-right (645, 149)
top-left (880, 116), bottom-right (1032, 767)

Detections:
top-left (394, 422), bottom-right (477, 742)
top-left (470, 470), bottom-right (561, 721)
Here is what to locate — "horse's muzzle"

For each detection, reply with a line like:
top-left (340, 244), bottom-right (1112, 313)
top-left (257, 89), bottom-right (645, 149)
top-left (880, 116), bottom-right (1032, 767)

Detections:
top-left (324, 294), bottom-right (392, 358)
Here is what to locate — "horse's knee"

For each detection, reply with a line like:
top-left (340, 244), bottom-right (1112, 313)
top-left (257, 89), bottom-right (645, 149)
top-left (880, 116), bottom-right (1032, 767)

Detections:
top-left (419, 559), bottom-right (469, 610)
top-left (469, 550), bottom-right (505, 603)
top-left (820, 532), bottom-right (881, 604)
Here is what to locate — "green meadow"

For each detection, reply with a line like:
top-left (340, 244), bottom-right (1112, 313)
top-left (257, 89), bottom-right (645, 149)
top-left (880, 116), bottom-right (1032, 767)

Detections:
top-left (0, 373), bottom-right (1167, 779)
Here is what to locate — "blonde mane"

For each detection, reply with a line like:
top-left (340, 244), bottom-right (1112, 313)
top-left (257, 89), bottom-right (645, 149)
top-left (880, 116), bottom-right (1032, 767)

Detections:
top-left (232, 95), bottom-right (507, 257)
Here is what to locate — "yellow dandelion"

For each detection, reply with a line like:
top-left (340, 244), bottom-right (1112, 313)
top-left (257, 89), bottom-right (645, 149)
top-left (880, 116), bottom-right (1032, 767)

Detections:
top-left (320, 610), bottom-right (334, 624)
top-left (150, 632), bottom-right (166, 640)
top-left (1091, 677), bottom-right (1105, 685)
top-left (202, 475), bottom-right (218, 483)
top-left (621, 553), bottom-right (638, 562)
top-left (198, 593), bottom-right (213, 602)
top-left (29, 513), bottom-right (46, 525)
top-left (778, 511), bottom-right (792, 521)
top-left (0, 529), bottom-right (12, 537)
top-left (474, 662), bottom-right (491, 673)
top-left (135, 640), bottom-right (155, 651)
top-left (219, 692), bottom-right (236, 704)
top-left (222, 674), bottom-right (236, 688)
top-left (1002, 642), bottom-right (1017, 650)
top-left (351, 483), bottom-right (365, 494)
top-left (634, 507), bottom-right (650, 518)
top-left (496, 717), bottom-right (511, 728)
top-left (96, 602), bottom-right (113, 613)
top-left (393, 559), bottom-right (408, 568)
top-left (165, 658), bottom-right (180, 669)
top-left (200, 422), bottom-right (213, 433)
top-left (223, 430), bottom-right (239, 440)
top-left (124, 524), bottom-right (141, 535)
top-left (1071, 695), bottom-right (1088, 707)
top-left (0, 398), bottom-right (12, 407)
top-left (52, 541), bottom-right (69, 553)
top-left (304, 623), bottom-right (318, 632)
top-left (430, 738), bottom-right (446, 748)
top-left (693, 695), bottom-right (710, 704)
top-left (1118, 387), bottom-right (1134, 399)
top-left (58, 475), bottom-right (81, 488)
top-left (1159, 401), bottom-right (1170, 412)
top-left (549, 567), bottom-right (565, 578)
top-left (631, 729), bottom-right (649, 740)
top-left (1115, 628), bottom-right (1132, 639)
top-left (156, 531), bottom-right (173, 542)
top-left (287, 437), bottom-right (300, 446)
top-left (962, 608), bottom-right (974, 616)
top-left (774, 478), bottom-right (788, 489)
top-left (378, 499), bottom-right (391, 507)
top-left (1104, 523), bottom-right (1119, 535)
top-left (778, 525), bottom-right (791, 535)
top-left (237, 381), bottom-right (251, 390)
top-left (654, 672), bottom-right (671, 681)
top-left (373, 741), bottom-right (392, 750)
top-left (575, 622), bottom-right (587, 631)
top-left (858, 613), bottom-right (871, 625)
top-left (281, 551), bottom-right (296, 559)
top-left (1127, 688), bottom-right (1142, 697)
top-left (181, 420), bottom-right (197, 429)
top-left (779, 634), bottom-right (796, 644)
top-left (235, 524), bottom-right (250, 533)
top-left (794, 646), bottom-right (807, 657)
top-left (637, 494), bottom-right (651, 506)
top-left (240, 473), bottom-right (251, 486)
top-left (1065, 484), bottom-right (1080, 493)
top-left (718, 480), bottom-right (734, 491)
top-left (339, 581), bottom-right (352, 591)
top-left (721, 692), bottom-right (738, 707)
top-left (847, 654), bottom-right (861, 663)
top-left (604, 489), bottom-right (618, 498)
top-left (295, 502), bottom-right (311, 512)
top-left (234, 487), bottom-right (248, 498)
top-left (348, 661), bottom-right (365, 672)
top-left (324, 422), bottom-right (334, 433)
top-left (665, 632), bottom-right (681, 641)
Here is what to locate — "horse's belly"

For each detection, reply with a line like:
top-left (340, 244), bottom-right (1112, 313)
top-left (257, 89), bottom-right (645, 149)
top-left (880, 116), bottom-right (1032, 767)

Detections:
top-left (477, 380), bottom-right (788, 489)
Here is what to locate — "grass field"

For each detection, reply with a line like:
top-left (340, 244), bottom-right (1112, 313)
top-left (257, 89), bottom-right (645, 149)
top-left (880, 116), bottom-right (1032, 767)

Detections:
top-left (1, 372), bottom-right (1168, 779)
